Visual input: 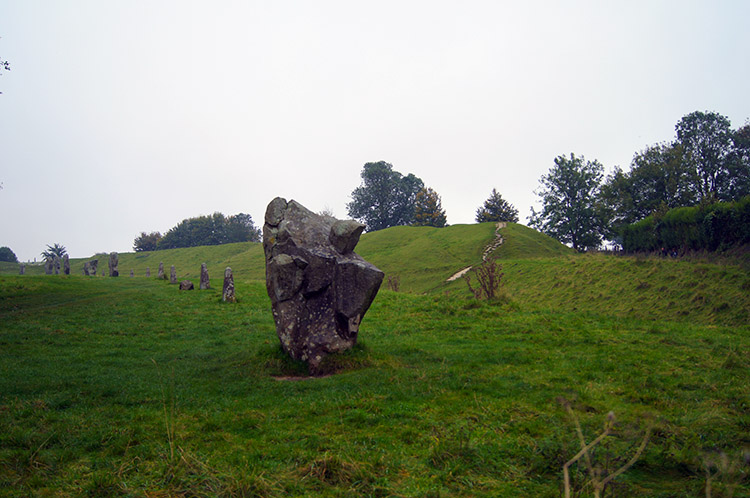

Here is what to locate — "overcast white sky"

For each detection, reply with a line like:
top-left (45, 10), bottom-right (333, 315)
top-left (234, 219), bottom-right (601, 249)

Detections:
top-left (1, 1), bottom-right (749, 261)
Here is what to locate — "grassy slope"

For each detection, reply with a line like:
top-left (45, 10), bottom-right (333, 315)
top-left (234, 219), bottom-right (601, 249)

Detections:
top-left (0, 276), bottom-right (747, 497)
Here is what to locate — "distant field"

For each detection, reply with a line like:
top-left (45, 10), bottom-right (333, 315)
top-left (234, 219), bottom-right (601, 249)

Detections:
top-left (1, 223), bottom-right (748, 496)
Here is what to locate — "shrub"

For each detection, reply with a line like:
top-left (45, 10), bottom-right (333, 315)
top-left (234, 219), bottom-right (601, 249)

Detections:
top-left (0, 246), bottom-right (18, 263)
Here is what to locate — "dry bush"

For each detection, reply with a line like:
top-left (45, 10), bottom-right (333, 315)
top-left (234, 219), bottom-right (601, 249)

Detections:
top-left (463, 258), bottom-right (504, 300)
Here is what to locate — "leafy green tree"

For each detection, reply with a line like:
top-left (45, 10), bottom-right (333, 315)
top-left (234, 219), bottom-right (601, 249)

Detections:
top-left (529, 153), bottom-right (607, 252)
top-left (156, 212), bottom-right (260, 250)
top-left (347, 161), bottom-right (424, 231)
top-left (475, 188), bottom-right (519, 223)
top-left (133, 231), bottom-right (162, 252)
top-left (413, 187), bottom-right (447, 227)
top-left (41, 243), bottom-right (66, 260)
top-left (675, 111), bottom-right (735, 202)
top-left (599, 142), bottom-right (694, 235)
top-left (0, 246), bottom-right (18, 263)
top-left (727, 122), bottom-right (750, 200)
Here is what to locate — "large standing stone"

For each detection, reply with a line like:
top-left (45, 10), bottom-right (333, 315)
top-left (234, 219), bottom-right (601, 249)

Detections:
top-left (222, 267), bottom-right (236, 303)
top-left (170, 265), bottom-right (177, 284)
top-left (200, 263), bottom-right (210, 290)
top-left (109, 252), bottom-right (119, 277)
top-left (158, 262), bottom-right (165, 279)
top-left (63, 254), bottom-right (70, 275)
top-left (263, 197), bottom-right (384, 373)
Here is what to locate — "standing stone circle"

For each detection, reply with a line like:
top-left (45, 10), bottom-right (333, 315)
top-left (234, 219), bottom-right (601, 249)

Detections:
top-left (63, 254), bottom-right (70, 275)
top-left (158, 262), bottom-right (165, 279)
top-left (170, 265), bottom-right (177, 284)
top-left (109, 252), bottom-right (119, 277)
top-left (200, 263), bottom-right (210, 290)
top-left (222, 267), bottom-right (236, 303)
top-left (263, 197), bottom-right (384, 373)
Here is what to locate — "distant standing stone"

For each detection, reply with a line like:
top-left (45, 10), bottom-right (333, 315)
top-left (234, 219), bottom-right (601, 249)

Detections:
top-left (53, 256), bottom-right (61, 275)
top-left (200, 263), bottom-right (210, 290)
top-left (83, 262), bottom-right (89, 276)
top-left (90, 259), bottom-right (99, 276)
top-left (19, 264), bottom-right (25, 275)
top-left (158, 262), bottom-right (165, 279)
top-left (130, 269), bottom-right (134, 277)
top-left (63, 254), bottom-right (70, 275)
top-left (170, 265), bottom-right (177, 284)
top-left (146, 267), bottom-right (151, 277)
top-left (109, 252), bottom-right (119, 277)
top-left (222, 267), bottom-right (236, 303)
top-left (179, 280), bottom-right (194, 290)
top-left (45, 258), bottom-right (53, 275)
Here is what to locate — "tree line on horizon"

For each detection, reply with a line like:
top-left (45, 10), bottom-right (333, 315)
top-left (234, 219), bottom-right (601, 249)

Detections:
top-left (346, 110), bottom-right (749, 253)
top-left (133, 212), bottom-right (261, 252)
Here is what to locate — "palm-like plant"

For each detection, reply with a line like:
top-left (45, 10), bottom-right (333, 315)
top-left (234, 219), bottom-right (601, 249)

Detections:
top-left (41, 243), bottom-right (67, 260)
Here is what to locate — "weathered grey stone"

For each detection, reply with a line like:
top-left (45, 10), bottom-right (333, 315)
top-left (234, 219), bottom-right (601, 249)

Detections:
top-left (53, 256), bottom-right (61, 275)
top-left (170, 265), bottom-right (177, 284)
top-left (158, 262), bottom-right (165, 279)
top-left (130, 269), bottom-right (134, 277)
top-left (222, 267), bottom-right (236, 303)
top-left (83, 262), bottom-right (89, 276)
top-left (263, 197), bottom-right (383, 373)
top-left (200, 263), bottom-right (210, 290)
top-left (109, 252), bottom-right (119, 277)
top-left (179, 280), bottom-right (194, 290)
top-left (146, 267), bottom-right (151, 277)
top-left (19, 264), bottom-right (25, 275)
top-left (89, 259), bottom-right (98, 276)
top-left (63, 254), bottom-right (70, 275)
top-left (45, 258), bottom-right (53, 275)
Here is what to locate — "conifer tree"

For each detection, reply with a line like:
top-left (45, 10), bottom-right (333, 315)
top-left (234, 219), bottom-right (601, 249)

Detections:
top-left (413, 187), bottom-right (447, 227)
top-left (475, 189), bottom-right (519, 223)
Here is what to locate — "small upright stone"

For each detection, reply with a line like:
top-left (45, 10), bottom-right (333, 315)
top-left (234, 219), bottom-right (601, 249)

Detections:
top-left (63, 254), bottom-right (70, 275)
top-left (89, 259), bottom-right (98, 276)
top-left (83, 262), bottom-right (89, 276)
top-left (45, 258), bottom-right (53, 275)
top-left (179, 280), bottom-right (194, 290)
top-left (109, 252), bottom-right (119, 277)
top-left (53, 256), bottom-right (61, 275)
top-left (158, 262), bottom-right (165, 279)
top-left (170, 265), bottom-right (177, 284)
top-left (146, 267), bottom-right (151, 277)
top-left (19, 264), bottom-right (25, 275)
top-left (200, 263), bottom-right (210, 290)
top-left (222, 267), bottom-right (236, 303)
top-left (130, 269), bottom-right (134, 277)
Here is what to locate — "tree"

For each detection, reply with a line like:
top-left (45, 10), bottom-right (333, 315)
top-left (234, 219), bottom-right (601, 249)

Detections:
top-left (726, 122), bottom-right (750, 200)
top-left (133, 231), bottom-right (162, 252)
top-left (529, 153), bottom-right (607, 252)
top-left (675, 111), bottom-right (734, 202)
top-left (41, 243), bottom-right (66, 260)
top-left (0, 246), bottom-right (18, 263)
top-left (347, 161), bottom-right (424, 231)
top-left (599, 142), bottom-right (694, 235)
top-left (475, 188), bottom-right (519, 223)
top-left (413, 187), bottom-right (447, 227)
top-left (156, 212), bottom-right (260, 250)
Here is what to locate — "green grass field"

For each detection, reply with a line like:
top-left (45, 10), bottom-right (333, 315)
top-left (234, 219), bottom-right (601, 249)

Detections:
top-left (1, 224), bottom-right (748, 496)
